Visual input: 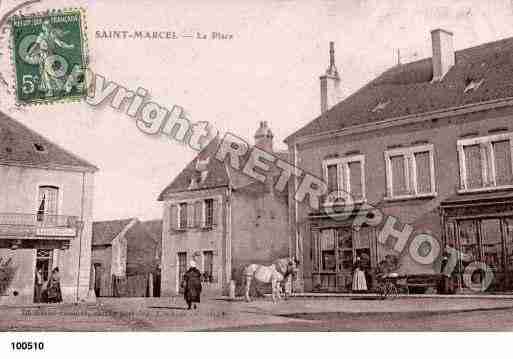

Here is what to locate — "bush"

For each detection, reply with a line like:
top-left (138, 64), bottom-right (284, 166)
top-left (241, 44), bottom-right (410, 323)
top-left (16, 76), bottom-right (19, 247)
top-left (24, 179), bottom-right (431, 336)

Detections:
top-left (0, 257), bottom-right (16, 296)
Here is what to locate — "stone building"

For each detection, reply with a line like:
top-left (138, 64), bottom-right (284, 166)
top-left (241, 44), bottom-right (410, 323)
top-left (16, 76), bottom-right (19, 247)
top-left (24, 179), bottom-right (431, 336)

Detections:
top-left (285, 31), bottom-right (513, 293)
top-left (159, 123), bottom-right (290, 296)
top-left (0, 112), bottom-right (97, 304)
top-left (91, 218), bottom-right (160, 297)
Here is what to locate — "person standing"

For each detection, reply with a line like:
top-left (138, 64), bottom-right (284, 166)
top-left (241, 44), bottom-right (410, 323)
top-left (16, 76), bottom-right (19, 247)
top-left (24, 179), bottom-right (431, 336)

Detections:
top-left (46, 267), bottom-right (62, 303)
top-left (182, 260), bottom-right (202, 310)
top-left (34, 267), bottom-right (44, 303)
top-left (352, 257), bottom-right (368, 293)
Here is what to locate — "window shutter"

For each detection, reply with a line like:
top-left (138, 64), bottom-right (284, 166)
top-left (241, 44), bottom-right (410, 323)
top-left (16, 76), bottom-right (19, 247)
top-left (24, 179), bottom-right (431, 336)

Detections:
top-left (187, 203), bottom-right (195, 228)
top-left (493, 140), bottom-right (513, 186)
top-left (348, 161), bottom-right (363, 200)
top-left (212, 198), bottom-right (220, 226)
top-left (464, 144), bottom-right (483, 189)
top-left (390, 155), bottom-right (407, 196)
top-left (170, 204), bottom-right (178, 230)
top-left (415, 151), bottom-right (431, 194)
top-left (194, 201), bottom-right (203, 227)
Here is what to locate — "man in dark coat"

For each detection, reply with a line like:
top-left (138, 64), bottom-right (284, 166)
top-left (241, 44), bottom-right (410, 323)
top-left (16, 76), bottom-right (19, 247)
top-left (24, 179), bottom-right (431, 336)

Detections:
top-left (182, 260), bottom-right (202, 310)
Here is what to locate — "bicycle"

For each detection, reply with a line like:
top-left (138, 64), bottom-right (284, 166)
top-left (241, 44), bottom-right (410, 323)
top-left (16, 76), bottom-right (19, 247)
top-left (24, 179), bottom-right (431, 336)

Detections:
top-left (376, 273), bottom-right (405, 299)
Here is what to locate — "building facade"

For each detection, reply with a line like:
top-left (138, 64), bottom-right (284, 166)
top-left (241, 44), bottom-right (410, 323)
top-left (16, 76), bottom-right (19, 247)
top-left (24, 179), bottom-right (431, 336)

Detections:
top-left (159, 123), bottom-right (290, 296)
top-left (0, 112), bottom-right (97, 304)
top-left (91, 218), bottom-right (160, 297)
top-left (285, 31), bottom-right (513, 293)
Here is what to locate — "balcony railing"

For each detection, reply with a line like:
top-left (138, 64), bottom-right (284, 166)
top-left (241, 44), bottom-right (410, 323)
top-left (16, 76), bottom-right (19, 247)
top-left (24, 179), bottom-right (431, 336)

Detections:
top-left (0, 213), bottom-right (79, 238)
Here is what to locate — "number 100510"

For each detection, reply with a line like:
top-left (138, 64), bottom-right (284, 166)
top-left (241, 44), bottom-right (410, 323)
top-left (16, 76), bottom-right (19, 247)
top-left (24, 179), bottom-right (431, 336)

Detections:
top-left (11, 342), bottom-right (44, 350)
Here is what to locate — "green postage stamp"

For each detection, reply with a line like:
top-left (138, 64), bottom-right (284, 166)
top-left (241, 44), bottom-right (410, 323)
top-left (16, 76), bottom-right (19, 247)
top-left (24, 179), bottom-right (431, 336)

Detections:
top-left (10, 9), bottom-right (88, 105)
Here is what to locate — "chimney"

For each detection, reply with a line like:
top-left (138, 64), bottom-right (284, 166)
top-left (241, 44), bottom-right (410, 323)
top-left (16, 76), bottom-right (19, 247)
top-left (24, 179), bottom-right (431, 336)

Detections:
top-left (254, 121), bottom-right (273, 152)
top-left (431, 29), bottom-right (455, 82)
top-left (320, 41), bottom-right (341, 114)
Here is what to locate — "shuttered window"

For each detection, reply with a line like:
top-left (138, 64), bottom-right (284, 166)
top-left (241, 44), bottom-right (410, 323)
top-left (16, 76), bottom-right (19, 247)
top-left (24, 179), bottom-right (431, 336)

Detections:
top-left (385, 144), bottom-right (436, 199)
top-left (348, 161), bottom-right (363, 201)
top-left (204, 199), bottom-right (214, 228)
top-left (493, 140), bottom-right (513, 186)
top-left (458, 133), bottom-right (513, 191)
top-left (463, 144), bottom-right (483, 189)
top-left (327, 164), bottom-right (338, 193)
top-left (415, 151), bottom-right (432, 194)
top-left (323, 155), bottom-right (365, 204)
top-left (390, 155), bottom-right (408, 196)
top-left (178, 203), bottom-right (187, 229)
top-left (194, 201), bottom-right (202, 227)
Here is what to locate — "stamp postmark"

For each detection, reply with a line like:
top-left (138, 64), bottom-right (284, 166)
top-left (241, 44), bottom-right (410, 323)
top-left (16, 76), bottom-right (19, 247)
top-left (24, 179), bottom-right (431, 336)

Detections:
top-left (10, 9), bottom-right (87, 105)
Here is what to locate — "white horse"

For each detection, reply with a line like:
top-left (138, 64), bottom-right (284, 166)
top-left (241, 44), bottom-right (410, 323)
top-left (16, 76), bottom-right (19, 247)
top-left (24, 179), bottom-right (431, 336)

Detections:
top-left (243, 257), bottom-right (299, 302)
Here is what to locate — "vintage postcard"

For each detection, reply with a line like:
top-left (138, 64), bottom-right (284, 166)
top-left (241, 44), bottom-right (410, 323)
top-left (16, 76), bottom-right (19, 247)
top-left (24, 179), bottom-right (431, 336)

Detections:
top-left (1, 0), bottom-right (513, 356)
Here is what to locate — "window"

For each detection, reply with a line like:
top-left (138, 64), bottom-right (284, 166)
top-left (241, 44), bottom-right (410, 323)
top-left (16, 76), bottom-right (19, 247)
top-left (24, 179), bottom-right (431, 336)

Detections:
top-left (37, 186), bottom-right (59, 222)
top-left (202, 251), bottom-right (214, 283)
top-left (178, 203), bottom-right (188, 229)
top-left (458, 133), bottom-right (513, 192)
top-left (203, 199), bottom-right (214, 228)
top-left (384, 144), bottom-right (436, 199)
top-left (323, 154), bottom-right (365, 204)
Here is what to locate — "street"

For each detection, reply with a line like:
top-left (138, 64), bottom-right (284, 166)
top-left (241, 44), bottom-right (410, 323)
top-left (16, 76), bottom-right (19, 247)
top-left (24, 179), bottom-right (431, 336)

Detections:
top-left (217, 307), bottom-right (513, 331)
top-left (2, 296), bottom-right (513, 331)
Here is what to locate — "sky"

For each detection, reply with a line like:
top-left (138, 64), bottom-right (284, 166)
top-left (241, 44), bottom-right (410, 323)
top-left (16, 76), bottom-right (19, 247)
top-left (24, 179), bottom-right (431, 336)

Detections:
top-left (1, 0), bottom-right (513, 220)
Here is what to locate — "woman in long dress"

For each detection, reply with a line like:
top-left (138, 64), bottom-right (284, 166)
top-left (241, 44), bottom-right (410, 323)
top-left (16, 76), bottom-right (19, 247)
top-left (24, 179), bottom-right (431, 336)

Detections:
top-left (352, 258), bottom-right (368, 292)
top-left (182, 260), bottom-right (202, 310)
top-left (45, 267), bottom-right (62, 303)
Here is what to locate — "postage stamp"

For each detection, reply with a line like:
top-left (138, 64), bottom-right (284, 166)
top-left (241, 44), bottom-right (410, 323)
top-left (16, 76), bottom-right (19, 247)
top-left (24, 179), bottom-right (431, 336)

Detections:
top-left (9, 9), bottom-right (88, 105)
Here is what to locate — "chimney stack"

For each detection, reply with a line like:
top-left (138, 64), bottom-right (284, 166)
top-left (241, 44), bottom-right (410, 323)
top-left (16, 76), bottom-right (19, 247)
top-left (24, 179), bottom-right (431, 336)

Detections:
top-left (254, 121), bottom-right (273, 153)
top-left (320, 41), bottom-right (341, 114)
top-left (431, 29), bottom-right (455, 82)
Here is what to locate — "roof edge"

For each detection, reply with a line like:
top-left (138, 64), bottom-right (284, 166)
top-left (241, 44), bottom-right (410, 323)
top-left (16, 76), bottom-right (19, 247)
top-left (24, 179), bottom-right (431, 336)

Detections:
top-left (285, 96), bottom-right (513, 146)
top-left (0, 111), bottom-right (99, 171)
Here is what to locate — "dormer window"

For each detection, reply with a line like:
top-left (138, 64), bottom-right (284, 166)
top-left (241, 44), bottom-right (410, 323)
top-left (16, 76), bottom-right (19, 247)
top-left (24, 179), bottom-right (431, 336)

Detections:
top-left (34, 143), bottom-right (46, 152)
top-left (188, 176), bottom-right (198, 190)
top-left (463, 78), bottom-right (484, 93)
top-left (371, 100), bottom-right (390, 113)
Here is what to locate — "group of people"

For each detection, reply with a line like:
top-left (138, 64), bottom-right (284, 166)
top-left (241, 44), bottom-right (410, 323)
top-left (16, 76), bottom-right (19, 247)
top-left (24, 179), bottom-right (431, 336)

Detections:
top-left (34, 267), bottom-right (62, 303)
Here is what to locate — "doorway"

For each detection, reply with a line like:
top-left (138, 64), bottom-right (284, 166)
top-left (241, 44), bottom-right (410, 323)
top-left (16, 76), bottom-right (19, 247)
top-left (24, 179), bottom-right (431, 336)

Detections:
top-left (93, 263), bottom-right (102, 297)
top-left (177, 252), bottom-right (187, 293)
top-left (34, 249), bottom-right (53, 303)
top-left (312, 226), bottom-right (376, 292)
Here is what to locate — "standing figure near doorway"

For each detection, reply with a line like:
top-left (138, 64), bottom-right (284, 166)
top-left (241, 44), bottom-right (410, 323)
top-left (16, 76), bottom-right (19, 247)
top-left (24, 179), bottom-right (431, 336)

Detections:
top-left (181, 260), bottom-right (202, 310)
top-left (45, 267), bottom-right (62, 303)
top-left (34, 267), bottom-right (44, 303)
top-left (352, 257), bottom-right (367, 293)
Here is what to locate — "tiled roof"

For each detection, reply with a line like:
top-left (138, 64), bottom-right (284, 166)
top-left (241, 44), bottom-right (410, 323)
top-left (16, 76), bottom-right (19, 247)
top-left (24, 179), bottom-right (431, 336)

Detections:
top-left (0, 111), bottom-right (98, 171)
top-left (157, 137), bottom-right (230, 200)
top-left (286, 36), bottom-right (513, 142)
top-left (92, 218), bottom-right (134, 246)
top-left (141, 219), bottom-right (162, 243)
top-left (158, 137), bottom-right (290, 200)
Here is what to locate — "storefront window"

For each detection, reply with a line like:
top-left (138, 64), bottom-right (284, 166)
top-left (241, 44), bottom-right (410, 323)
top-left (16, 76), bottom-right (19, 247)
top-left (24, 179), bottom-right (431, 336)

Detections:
top-left (458, 220), bottom-right (479, 263)
top-left (481, 219), bottom-right (503, 272)
top-left (320, 229), bottom-right (336, 271)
